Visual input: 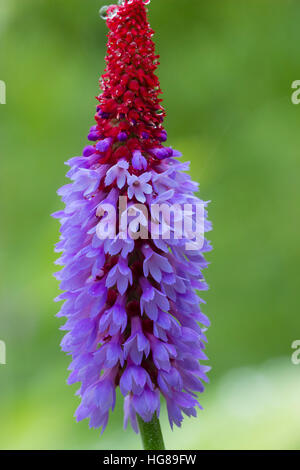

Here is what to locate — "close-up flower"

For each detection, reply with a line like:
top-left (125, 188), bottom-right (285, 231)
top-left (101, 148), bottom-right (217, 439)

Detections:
top-left (53, 0), bottom-right (211, 448)
top-left (2, 0), bottom-right (299, 457)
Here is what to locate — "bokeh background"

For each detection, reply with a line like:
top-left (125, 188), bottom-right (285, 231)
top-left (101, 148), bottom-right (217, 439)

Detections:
top-left (1, 0), bottom-right (300, 450)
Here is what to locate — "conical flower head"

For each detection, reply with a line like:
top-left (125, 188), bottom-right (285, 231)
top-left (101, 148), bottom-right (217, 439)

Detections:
top-left (53, 0), bottom-right (212, 435)
top-left (97, 0), bottom-right (165, 149)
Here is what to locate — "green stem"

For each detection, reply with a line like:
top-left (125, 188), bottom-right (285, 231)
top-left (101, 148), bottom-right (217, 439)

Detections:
top-left (137, 415), bottom-right (165, 450)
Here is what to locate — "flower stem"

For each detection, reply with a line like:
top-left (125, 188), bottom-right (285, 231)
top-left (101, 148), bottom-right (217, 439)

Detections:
top-left (137, 415), bottom-right (165, 450)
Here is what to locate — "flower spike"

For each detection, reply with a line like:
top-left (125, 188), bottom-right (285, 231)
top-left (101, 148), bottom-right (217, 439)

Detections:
top-left (53, 0), bottom-right (212, 438)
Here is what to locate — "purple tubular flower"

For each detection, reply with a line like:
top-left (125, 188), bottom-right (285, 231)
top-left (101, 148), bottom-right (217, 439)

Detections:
top-left (150, 147), bottom-right (172, 160)
top-left (106, 257), bottom-right (133, 295)
top-left (132, 150), bottom-right (147, 170)
top-left (83, 145), bottom-right (96, 157)
top-left (88, 125), bottom-right (101, 141)
top-left (98, 110), bottom-right (110, 119)
top-left (118, 131), bottom-right (128, 142)
top-left (75, 369), bottom-right (117, 433)
top-left (141, 131), bottom-right (149, 140)
top-left (99, 295), bottom-right (127, 335)
top-left (140, 277), bottom-right (170, 321)
top-left (131, 386), bottom-right (160, 423)
top-left (104, 160), bottom-right (129, 189)
top-left (120, 365), bottom-right (153, 396)
top-left (158, 130), bottom-right (168, 142)
top-left (127, 172), bottom-right (152, 203)
top-left (53, 0), bottom-right (212, 436)
top-left (96, 138), bottom-right (113, 153)
top-left (142, 244), bottom-right (173, 283)
top-left (123, 317), bottom-right (150, 365)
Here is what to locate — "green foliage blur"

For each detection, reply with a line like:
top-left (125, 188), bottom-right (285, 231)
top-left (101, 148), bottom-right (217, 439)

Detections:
top-left (0, 0), bottom-right (300, 450)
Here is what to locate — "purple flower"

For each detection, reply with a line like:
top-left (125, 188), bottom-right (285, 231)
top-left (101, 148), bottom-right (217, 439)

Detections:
top-left (94, 334), bottom-right (124, 368)
top-left (106, 257), bottom-right (133, 295)
top-left (123, 316), bottom-right (150, 365)
top-left (83, 145), bottom-right (96, 157)
top-left (118, 131), bottom-right (128, 142)
top-left (98, 110), bottom-right (110, 119)
top-left (150, 147), bottom-right (172, 160)
top-left (120, 365), bottom-right (153, 396)
top-left (132, 150), bottom-right (147, 170)
top-left (140, 277), bottom-right (170, 321)
top-left (158, 130), bottom-right (168, 142)
top-left (75, 369), bottom-right (117, 433)
top-left (127, 172), bottom-right (152, 203)
top-left (104, 234), bottom-right (135, 258)
top-left (96, 138), bottom-right (112, 153)
top-left (142, 244), bottom-right (173, 283)
top-left (124, 395), bottom-right (139, 433)
top-left (141, 131), bottom-right (149, 140)
top-left (88, 125), bottom-right (101, 141)
top-left (148, 334), bottom-right (177, 372)
top-left (104, 160), bottom-right (129, 189)
top-left (131, 386), bottom-right (160, 423)
top-left (53, 0), bottom-right (211, 436)
top-left (99, 295), bottom-right (127, 335)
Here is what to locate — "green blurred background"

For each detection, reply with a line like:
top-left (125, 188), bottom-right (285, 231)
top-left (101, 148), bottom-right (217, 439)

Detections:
top-left (0, 0), bottom-right (300, 450)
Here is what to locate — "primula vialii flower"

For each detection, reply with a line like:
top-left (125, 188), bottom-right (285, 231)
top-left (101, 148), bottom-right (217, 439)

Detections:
top-left (53, 0), bottom-right (212, 435)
